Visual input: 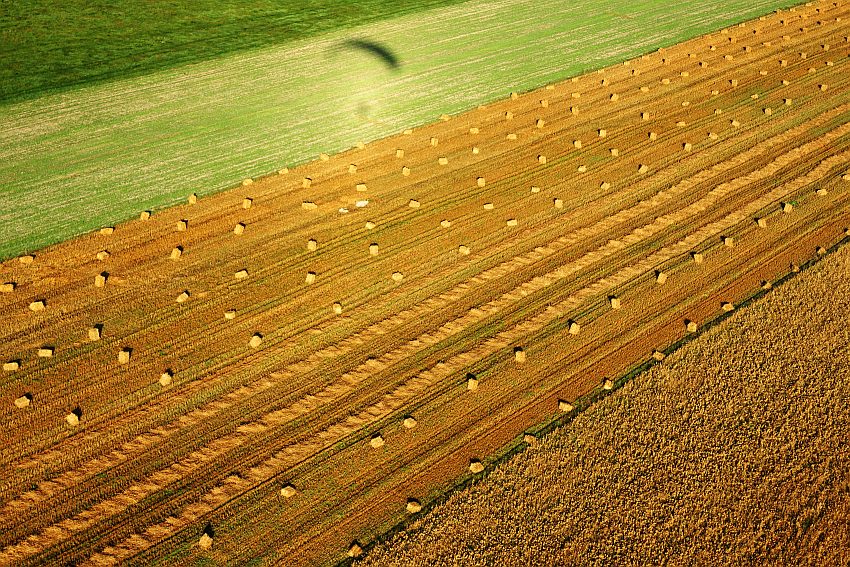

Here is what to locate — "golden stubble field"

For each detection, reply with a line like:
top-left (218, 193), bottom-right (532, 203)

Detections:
top-left (361, 231), bottom-right (850, 567)
top-left (1, 1), bottom-right (849, 564)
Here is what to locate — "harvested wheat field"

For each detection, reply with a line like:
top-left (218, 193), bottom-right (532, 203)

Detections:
top-left (1, 2), bottom-right (850, 565)
top-left (360, 230), bottom-right (850, 567)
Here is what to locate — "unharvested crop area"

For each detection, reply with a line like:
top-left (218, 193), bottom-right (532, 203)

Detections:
top-left (360, 235), bottom-right (850, 567)
top-left (1, 2), bottom-right (850, 565)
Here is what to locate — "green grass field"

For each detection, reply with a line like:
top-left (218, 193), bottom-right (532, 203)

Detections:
top-left (0, 0), bottom-right (801, 260)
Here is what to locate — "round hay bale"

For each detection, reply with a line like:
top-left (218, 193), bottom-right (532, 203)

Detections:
top-left (14, 393), bottom-right (31, 409)
top-left (609, 93), bottom-right (619, 101)
top-left (764, 107), bottom-right (772, 116)
top-left (554, 198), bottom-right (564, 209)
top-left (306, 239), bottom-right (318, 251)
top-left (649, 131), bottom-right (658, 140)
top-left (402, 166), bottom-right (411, 176)
top-left (530, 186), bottom-right (540, 193)
top-left (568, 320), bottom-right (580, 335)
top-left (365, 221), bottom-right (376, 229)
top-left (469, 459), bottom-right (484, 473)
top-left (686, 320), bottom-right (698, 333)
top-left (305, 272), bottom-right (316, 284)
top-left (440, 219), bottom-right (451, 228)
top-left (4, 360), bottom-right (20, 372)
top-left (458, 245), bottom-right (470, 255)
top-left (708, 132), bottom-right (718, 140)
top-left (370, 434), bottom-right (385, 449)
top-left (570, 106), bottom-right (579, 115)
top-left (159, 371), bottom-right (173, 387)
top-left (176, 290), bottom-right (190, 303)
top-left (477, 177), bottom-right (486, 188)
top-left (731, 119), bottom-right (741, 127)
top-left (249, 334), bottom-right (263, 348)
top-left (0, 282), bottom-right (15, 293)
top-left (280, 484), bottom-right (297, 498)
top-left (406, 499), bottom-right (422, 513)
top-left (66, 410), bottom-right (81, 427)
top-left (332, 302), bottom-right (343, 314)
top-left (600, 181), bottom-right (611, 190)
top-left (598, 129), bottom-right (607, 138)
top-left (29, 300), bottom-right (45, 312)
top-left (537, 155), bottom-right (546, 164)
top-left (609, 295), bottom-right (621, 309)
top-left (640, 86), bottom-right (649, 93)
top-left (140, 210), bottom-right (151, 221)
top-left (573, 139), bottom-right (582, 149)
top-left (661, 78), bottom-right (670, 85)
top-left (403, 416), bottom-right (417, 428)
top-left (391, 272), bottom-right (404, 282)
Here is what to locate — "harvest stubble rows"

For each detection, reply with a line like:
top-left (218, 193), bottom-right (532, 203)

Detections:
top-left (1, 2), bottom-right (850, 564)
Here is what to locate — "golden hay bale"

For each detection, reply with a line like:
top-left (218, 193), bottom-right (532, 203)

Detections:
top-left (598, 129), bottom-right (607, 138)
top-left (88, 326), bottom-right (102, 341)
top-left (469, 459), bottom-right (484, 473)
top-left (234, 269), bottom-right (249, 280)
top-left (571, 91), bottom-right (581, 99)
top-left (537, 155), bottom-right (546, 164)
top-left (403, 128), bottom-right (413, 135)
top-left (391, 272), bottom-right (404, 282)
top-left (638, 164), bottom-right (649, 174)
top-left (409, 199), bottom-right (421, 209)
top-left (96, 250), bottom-right (110, 261)
top-left (467, 374), bottom-right (479, 391)
top-left (782, 79), bottom-right (790, 86)
top-left (188, 193), bottom-right (197, 205)
top-left (430, 137), bottom-right (439, 147)
top-left (224, 310), bottom-right (236, 320)
top-left (536, 119), bottom-right (545, 128)
top-left (816, 187), bottom-right (827, 196)
top-left (554, 198), bottom-right (564, 209)
top-left (510, 91), bottom-right (518, 100)
top-left (403, 416), bottom-right (417, 428)
top-left (366, 221), bottom-right (376, 229)
top-left (458, 245), bottom-right (470, 255)
top-left (469, 127), bottom-right (480, 134)
top-left (722, 302), bottom-right (735, 312)
top-left (439, 113), bottom-right (450, 121)
top-left (438, 157), bottom-right (448, 166)
top-left (249, 334), bottom-right (263, 348)
top-left (94, 272), bottom-right (107, 288)
top-left (724, 236), bottom-right (735, 247)
top-left (764, 107), bottom-right (772, 116)
top-left (305, 272), bottom-right (316, 284)
top-left (356, 183), bottom-right (368, 192)
top-left (159, 371), bottom-right (173, 386)
top-left (655, 270), bottom-right (668, 285)
top-left (19, 254), bottom-right (34, 264)
top-left (714, 108), bottom-right (723, 115)
top-left (332, 302), bottom-right (343, 314)
top-left (782, 202), bottom-right (794, 213)
top-left (649, 132), bottom-right (658, 140)
top-left (573, 140), bottom-right (582, 149)
top-left (199, 532), bottom-right (213, 550)
top-left (506, 133), bottom-right (517, 140)
top-left (530, 186), bottom-right (540, 193)
top-left (4, 360), bottom-right (20, 372)
top-left (692, 252), bottom-right (704, 264)
top-left (319, 153), bottom-right (330, 161)
top-left (100, 227), bottom-right (114, 236)
top-left (725, 54), bottom-right (734, 60)
top-left (402, 166), bottom-right (411, 176)
top-left (603, 378), bottom-right (614, 390)
top-left (686, 320), bottom-right (698, 333)
top-left (506, 219), bottom-right (518, 227)
top-left (609, 296), bottom-right (621, 309)
top-left (609, 148), bottom-right (619, 157)
top-left (440, 219), bottom-right (451, 228)
top-left (370, 434), bottom-right (385, 449)
top-left (0, 282), bottom-right (15, 293)
top-left (819, 84), bottom-right (828, 92)
top-left (140, 210), bottom-right (151, 221)
top-left (652, 350), bottom-right (666, 361)
top-left (242, 197), bottom-right (253, 210)
top-left (568, 320), bottom-right (580, 335)
top-left (504, 111), bottom-right (513, 120)
top-left (708, 132), bottom-right (718, 140)
top-left (683, 142), bottom-right (693, 151)
top-left (640, 111), bottom-right (650, 121)
top-left (302, 177), bottom-right (312, 189)
top-left (514, 347), bottom-right (526, 363)
top-left (843, 174), bottom-right (850, 181)
top-left (756, 217), bottom-right (768, 228)
top-left (369, 243), bottom-right (379, 256)
top-left (600, 182), bottom-right (611, 190)
top-left (37, 346), bottom-right (54, 358)
top-left (661, 78), bottom-right (670, 85)
top-left (677, 121), bottom-right (687, 127)
top-left (29, 300), bottom-right (45, 312)
top-left (558, 399), bottom-right (574, 412)
top-left (570, 106), bottom-right (579, 115)
top-left (784, 98), bottom-right (792, 106)
top-left (483, 202), bottom-right (494, 210)
top-left (305, 239), bottom-right (318, 251)
top-left (280, 484), bottom-right (297, 498)
top-left (302, 201), bottom-right (317, 211)
top-left (610, 93), bottom-right (619, 101)
top-left (406, 499), bottom-right (422, 513)
top-left (233, 222), bottom-right (245, 235)
top-left (540, 99), bottom-right (548, 108)
top-left (348, 164), bottom-right (357, 174)
top-left (118, 348), bottom-right (131, 364)
top-left (477, 177), bottom-right (486, 188)
top-left (278, 167), bottom-right (289, 175)
top-left (817, 246), bottom-right (827, 256)
top-left (66, 410), bottom-right (80, 427)
top-left (170, 246), bottom-right (183, 260)
top-left (730, 119), bottom-right (741, 128)
top-left (176, 290), bottom-right (190, 303)
top-left (348, 542), bottom-right (363, 558)
top-left (14, 393), bottom-right (31, 408)
top-left (577, 165), bottom-right (587, 172)
top-left (176, 220), bottom-right (188, 231)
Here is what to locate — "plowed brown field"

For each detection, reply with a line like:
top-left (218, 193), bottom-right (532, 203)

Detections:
top-left (2, 2), bottom-right (850, 565)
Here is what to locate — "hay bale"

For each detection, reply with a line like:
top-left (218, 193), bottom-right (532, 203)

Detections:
top-left (403, 416), bottom-right (417, 428)
top-left (661, 78), bottom-right (670, 85)
top-left (66, 409), bottom-right (81, 427)
top-left (655, 270), bottom-right (668, 284)
top-left (370, 434), bottom-right (385, 449)
top-left (784, 98), bottom-right (792, 106)
top-left (816, 187), bottom-right (827, 196)
top-left (235, 269), bottom-right (249, 280)
top-left (506, 132), bottom-right (518, 141)
top-left (764, 107), bottom-right (772, 116)
top-left (649, 132), bottom-right (658, 140)
top-left (571, 91), bottom-right (581, 99)
top-left (819, 84), bottom-right (828, 92)
top-left (302, 201), bottom-right (317, 211)
top-left (29, 300), bottom-right (45, 312)
top-left (577, 165), bottom-right (587, 172)
top-left (536, 119), bottom-right (545, 129)
top-left (402, 166), bottom-right (411, 176)
top-left (348, 542), bottom-right (363, 558)
top-left (403, 129), bottom-right (413, 135)
top-left (537, 155), bottom-right (546, 164)
top-left (730, 79), bottom-right (738, 87)
top-left (731, 119), bottom-right (741, 127)
top-left (570, 106), bottom-right (579, 115)
top-left (641, 111), bottom-right (650, 121)
top-left (722, 302), bottom-right (735, 312)
top-left (514, 347), bottom-right (526, 363)
top-left (638, 164), bottom-right (649, 174)
top-left (685, 320), bottom-right (698, 333)
top-left (88, 325), bottom-right (102, 341)
top-left (440, 219), bottom-right (451, 228)
top-left (369, 243), bottom-right (379, 256)
top-left (188, 193), bottom-right (197, 205)
top-left (305, 239), bottom-right (318, 251)
top-left (603, 378), bottom-right (614, 390)
top-left (782, 202), bottom-right (794, 213)
top-left (159, 370), bottom-right (173, 387)
top-left (170, 246), bottom-right (183, 260)
top-left (319, 153), bottom-right (329, 161)
top-left (280, 484), bottom-right (297, 498)
top-left (140, 211), bottom-right (151, 221)
top-left (100, 227), bottom-right (114, 236)
top-left (640, 86), bottom-right (649, 93)
top-left (554, 198), bottom-right (564, 209)
top-left (843, 174), bottom-right (850, 181)
top-left (348, 164), bottom-right (357, 174)
top-left (409, 199), bottom-right (420, 209)
top-left (1, 282), bottom-right (16, 293)
top-left (199, 532), bottom-right (213, 550)
top-left (761, 280), bottom-right (772, 290)
top-left (600, 182), bottom-right (611, 190)
top-left (469, 459), bottom-right (485, 473)
top-left (573, 140), bottom-right (582, 149)
top-left (302, 177), bottom-right (312, 189)
top-left (610, 93), bottom-right (619, 101)
top-left (708, 132), bottom-right (718, 140)
top-left (249, 334), bottom-right (263, 348)
top-left (817, 246), bottom-right (827, 256)
top-left (692, 252), bottom-right (704, 263)
top-left (355, 183), bottom-right (368, 193)
top-left (391, 272), bottom-right (404, 282)
top-left (430, 137), bottom-right (439, 147)
top-left (94, 272), bottom-right (108, 288)
top-left (37, 346), bottom-right (54, 358)
top-left (176, 290), bottom-right (190, 303)
top-left (356, 200), bottom-right (369, 208)
top-left (14, 393), bottom-right (31, 409)
top-left (756, 217), bottom-right (768, 228)
top-left (366, 221), bottom-right (376, 229)
top-left (176, 220), bottom-right (188, 231)
top-left (477, 177), bottom-right (486, 188)
top-left (724, 236), bottom-right (735, 247)
top-left (467, 374), bottom-right (479, 391)
top-left (652, 350), bottom-right (666, 361)
top-left (305, 272), bottom-right (316, 284)
top-left (683, 142), bottom-right (693, 151)
top-left (469, 127), bottom-right (480, 135)
top-left (540, 99), bottom-right (548, 108)
top-left (568, 320), bottom-right (580, 335)
top-left (609, 296), bottom-right (621, 309)
top-left (438, 157), bottom-right (448, 166)
top-left (242, 197), bottom-right (253, 210)
top-left (96, 250), bottom-right (110, 261)
top-left (233, 222), bottom-right (245, 235)
top-left (558, 399), bottom-right (574, 412)
top-left (782, 79), bottom-right (790, 86)
top-left (458, 245), bottom-right (470, 255)
top-left (4, 360), bottom-right (20, 372)
top-left (224, 310), bottom-right (236, 320)
top-left (506, 219), bottom-right (518, 227)
top-left (530, 186), bottom-right (541, 193)
top-left (483, 202), bottom-right (494, 210)
top-left (406, 499), bottom-right (422, 513)
top-left (504, 111), bottom-right (513, 121)
top-left (598, 129), bottom-right (607, 138)
top-left (278, 168), bottom-right (289, 175)
top-left (332, 302), bottom-right (343, 314)
top-left (118, 348), bottom-right (131, 364)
